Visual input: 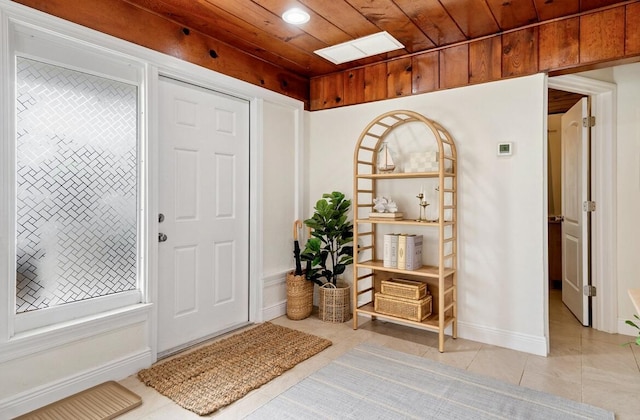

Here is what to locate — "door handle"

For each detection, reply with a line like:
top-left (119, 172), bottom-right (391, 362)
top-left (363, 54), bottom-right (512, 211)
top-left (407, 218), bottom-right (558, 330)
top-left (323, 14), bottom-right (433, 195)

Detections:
top-left (159, 233), bottom-right (168, 242)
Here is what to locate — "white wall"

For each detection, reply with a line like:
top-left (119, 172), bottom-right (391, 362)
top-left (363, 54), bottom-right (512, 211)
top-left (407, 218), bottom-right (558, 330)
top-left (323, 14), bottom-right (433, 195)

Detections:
top-left (306, 74), bottom-right (548, 355)
top-left (611, 63), bottom-right (640, 324)
top-left (261, 100), bottom-right (302, 319)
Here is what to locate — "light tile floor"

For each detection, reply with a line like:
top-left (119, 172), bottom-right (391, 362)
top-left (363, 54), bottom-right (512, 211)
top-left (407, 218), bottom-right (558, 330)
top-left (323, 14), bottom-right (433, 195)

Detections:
top-left (119, 290), bottom-right (640, 419)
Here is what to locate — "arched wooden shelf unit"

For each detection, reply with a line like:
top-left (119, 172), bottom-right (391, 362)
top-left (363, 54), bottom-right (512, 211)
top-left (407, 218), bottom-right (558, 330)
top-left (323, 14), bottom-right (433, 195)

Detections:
top-left (352, 110), bottom-right (457, 353)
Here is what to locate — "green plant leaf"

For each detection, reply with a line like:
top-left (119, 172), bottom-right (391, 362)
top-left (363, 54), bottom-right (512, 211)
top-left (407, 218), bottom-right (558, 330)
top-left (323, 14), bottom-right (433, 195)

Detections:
top-left (625, 319), bottom-right (640, 330)
top-left (302, 191), bottom-right (353, 284)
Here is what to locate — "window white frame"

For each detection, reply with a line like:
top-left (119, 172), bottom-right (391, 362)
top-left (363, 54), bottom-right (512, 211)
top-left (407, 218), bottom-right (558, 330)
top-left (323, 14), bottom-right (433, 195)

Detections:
top-left (2, 20), bottom-right (148, 336)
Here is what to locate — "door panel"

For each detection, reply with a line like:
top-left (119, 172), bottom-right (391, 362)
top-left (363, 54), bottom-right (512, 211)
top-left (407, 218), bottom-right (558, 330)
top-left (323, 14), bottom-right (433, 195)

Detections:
top-left (561, 97), bottom-right (589, 326)
top-left (174, 246), bottom-right (198, 316)
top-left (174, 149), bottom-right (198, 220)
top-left (158, 77), bottom-right (250, 353)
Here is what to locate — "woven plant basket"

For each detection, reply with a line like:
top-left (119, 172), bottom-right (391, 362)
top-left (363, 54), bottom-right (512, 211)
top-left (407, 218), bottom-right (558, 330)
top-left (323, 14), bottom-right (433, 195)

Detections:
top-left (286, 271), bottom-right (314, 320)
top-left (318, 282), bottom-right (351, 323)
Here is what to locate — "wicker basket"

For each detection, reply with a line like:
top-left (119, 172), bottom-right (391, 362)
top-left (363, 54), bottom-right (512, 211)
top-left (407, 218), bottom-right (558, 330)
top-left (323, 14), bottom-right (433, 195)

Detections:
top-left (318, 283), bottom-right (351, 323)
top-left (381, 278), bottom-right (427, 300)
top-left (286, 271), bottom-right (314, 320)
top-left (374, 293), bottom-right (432, 322)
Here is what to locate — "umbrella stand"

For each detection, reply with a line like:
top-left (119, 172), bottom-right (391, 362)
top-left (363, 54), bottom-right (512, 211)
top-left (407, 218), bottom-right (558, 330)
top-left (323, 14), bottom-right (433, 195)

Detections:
top-left (287, 220), bottom-right (313, 320)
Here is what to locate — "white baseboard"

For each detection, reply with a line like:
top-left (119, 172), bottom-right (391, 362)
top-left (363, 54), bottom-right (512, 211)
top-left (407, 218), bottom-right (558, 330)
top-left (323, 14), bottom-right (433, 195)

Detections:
top-left (458, 321), bottom-right (548, 356)
top-left (262, 270), bottom-right (288, 321)
top-left (263, 301), bottom-right (287, 321)
top-left (0, 349), bottom-right (152, 419)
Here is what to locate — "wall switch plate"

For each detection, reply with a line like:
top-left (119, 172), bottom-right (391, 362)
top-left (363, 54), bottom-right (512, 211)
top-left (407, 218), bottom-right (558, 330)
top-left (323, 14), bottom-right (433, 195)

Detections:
top-left (497, 142), bottom-right (513, 156)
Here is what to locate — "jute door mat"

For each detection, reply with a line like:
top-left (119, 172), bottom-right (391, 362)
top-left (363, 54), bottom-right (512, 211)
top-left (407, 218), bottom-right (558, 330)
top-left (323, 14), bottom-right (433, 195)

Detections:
top-left (137, 322), bottom-right (332, 416)
top-left (15, 381), bottom-right (141, 420)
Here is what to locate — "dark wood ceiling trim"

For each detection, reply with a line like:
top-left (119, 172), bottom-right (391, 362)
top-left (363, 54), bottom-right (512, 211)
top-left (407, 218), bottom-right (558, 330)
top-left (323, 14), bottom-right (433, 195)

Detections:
top-left (469, 37), bottom-right (502, 84)
top-left (10, 0), bottom-right (637, 110)
top-left (13, 0), bottom-right (310, 107)
top-left (310, 1), bottom-right (640, 110)
top-left (539, 18), bottom-right (580, 71)
top-left (580, 6), bottom-right (626, 63)
top-left (502, 27), bottom-right (538, 78)
top-left (627, 2), bottom-right (640, 54)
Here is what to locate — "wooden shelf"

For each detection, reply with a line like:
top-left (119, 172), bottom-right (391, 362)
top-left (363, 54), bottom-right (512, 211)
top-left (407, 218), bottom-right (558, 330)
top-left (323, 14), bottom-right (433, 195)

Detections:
top-left (352, 110), bottom-right (458, 353)
top-left (356, 303), bottom-right (455, 332)
top-left (355, 260), bottom-right (455, 279)
top-left (356, 172), bottom-right (454, 179)
top-left (357, 218), bottom-right (453, 227)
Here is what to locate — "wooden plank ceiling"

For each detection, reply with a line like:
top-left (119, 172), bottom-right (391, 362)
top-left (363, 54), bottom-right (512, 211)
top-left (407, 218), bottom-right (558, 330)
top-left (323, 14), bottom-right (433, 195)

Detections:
top-left (13, 0), bottom-right (639, 108)
top-left (123, 0), bottom-right (630, 78)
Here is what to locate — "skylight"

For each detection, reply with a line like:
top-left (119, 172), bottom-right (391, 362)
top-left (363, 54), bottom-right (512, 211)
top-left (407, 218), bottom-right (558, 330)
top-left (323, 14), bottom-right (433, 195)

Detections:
top-left (314, 31), bottom-right (404, 65)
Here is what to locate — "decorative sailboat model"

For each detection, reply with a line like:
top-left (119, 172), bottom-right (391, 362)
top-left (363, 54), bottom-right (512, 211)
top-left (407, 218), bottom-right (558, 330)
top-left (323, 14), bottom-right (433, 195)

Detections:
top-left (377, 142), bottom-right (395, 173)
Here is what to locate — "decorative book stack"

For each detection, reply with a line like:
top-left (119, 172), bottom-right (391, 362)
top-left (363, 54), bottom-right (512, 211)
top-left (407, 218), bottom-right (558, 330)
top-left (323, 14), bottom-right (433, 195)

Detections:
top-left (369, 211), bottom-right (403, 220)
top-left (383, 234), bottom-right (423, 270)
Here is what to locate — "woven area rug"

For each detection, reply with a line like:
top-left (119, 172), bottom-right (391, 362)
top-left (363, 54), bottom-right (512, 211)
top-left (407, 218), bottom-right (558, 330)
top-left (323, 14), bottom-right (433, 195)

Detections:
top-left (248, 343), bottom-right (615, 419)
top-left (137, 322), bottom-right (331, 416)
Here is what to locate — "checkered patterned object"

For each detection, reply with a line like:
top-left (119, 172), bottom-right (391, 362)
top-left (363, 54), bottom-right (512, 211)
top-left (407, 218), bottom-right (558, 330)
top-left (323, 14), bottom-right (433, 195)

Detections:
top-left (405, 152), bottom-right (439, 173)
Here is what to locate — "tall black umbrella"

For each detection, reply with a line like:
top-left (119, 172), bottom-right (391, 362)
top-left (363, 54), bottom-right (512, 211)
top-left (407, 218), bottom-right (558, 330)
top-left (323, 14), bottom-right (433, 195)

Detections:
top-left (293, 220), bottom-right (303, 275)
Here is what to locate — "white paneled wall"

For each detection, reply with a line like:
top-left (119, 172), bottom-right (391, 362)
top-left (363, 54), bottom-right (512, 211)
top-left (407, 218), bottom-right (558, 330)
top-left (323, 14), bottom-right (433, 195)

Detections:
top-left (261, 100), bottom-right (302, 319)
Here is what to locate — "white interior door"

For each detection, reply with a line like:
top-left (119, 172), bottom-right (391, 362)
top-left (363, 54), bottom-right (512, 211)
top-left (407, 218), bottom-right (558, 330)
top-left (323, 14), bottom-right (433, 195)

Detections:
top-left (561, 97), bottom-right (590, 326)
top-left (157, 76), bottom-right (250, 353)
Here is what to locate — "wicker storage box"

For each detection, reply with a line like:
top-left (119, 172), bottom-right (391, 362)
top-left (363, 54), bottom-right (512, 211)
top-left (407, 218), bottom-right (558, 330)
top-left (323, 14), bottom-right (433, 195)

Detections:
top-left (374, 293), bottom-right (432, 322)
top-left (381, 278), bottom-right (427, 300)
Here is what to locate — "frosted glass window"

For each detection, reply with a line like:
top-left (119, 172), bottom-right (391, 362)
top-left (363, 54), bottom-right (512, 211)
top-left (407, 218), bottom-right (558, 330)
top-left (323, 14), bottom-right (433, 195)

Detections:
top-left (15, 57), bottom-right (138, 313)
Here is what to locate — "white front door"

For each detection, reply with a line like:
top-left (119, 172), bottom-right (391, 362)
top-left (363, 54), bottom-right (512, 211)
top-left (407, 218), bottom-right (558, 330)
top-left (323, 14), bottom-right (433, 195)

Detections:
top-left (561, 97), bottom-right (590, 326)
top-left (157, 76), bottom-right (250, 354)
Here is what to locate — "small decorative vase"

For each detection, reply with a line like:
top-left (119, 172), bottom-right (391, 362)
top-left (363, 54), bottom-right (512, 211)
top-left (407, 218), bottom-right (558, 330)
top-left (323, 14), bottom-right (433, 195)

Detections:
top-left (318, 282), bottom-right (351, 323)
top-left (286, 271), bottom-right (314, 320)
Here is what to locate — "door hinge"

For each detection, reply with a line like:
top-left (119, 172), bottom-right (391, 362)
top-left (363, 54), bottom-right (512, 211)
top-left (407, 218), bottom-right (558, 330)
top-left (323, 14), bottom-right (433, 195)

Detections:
top-left (583, 201), bottom-right (596, 212)
top-left (583, 116), bottom-right (596, 127)
top-left (584, 285), bottom-right (597, 297)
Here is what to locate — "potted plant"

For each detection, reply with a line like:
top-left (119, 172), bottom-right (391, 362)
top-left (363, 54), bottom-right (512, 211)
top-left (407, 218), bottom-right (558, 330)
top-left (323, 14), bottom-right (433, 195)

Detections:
top-left (301, 191), bottom-right (354, 323)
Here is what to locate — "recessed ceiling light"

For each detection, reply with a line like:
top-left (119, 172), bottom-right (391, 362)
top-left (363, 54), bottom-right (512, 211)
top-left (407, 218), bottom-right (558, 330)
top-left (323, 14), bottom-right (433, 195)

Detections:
top-left (314, 31), bottom-right (404, 64)
top-left (282, 8), bottom-right (310, 25)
